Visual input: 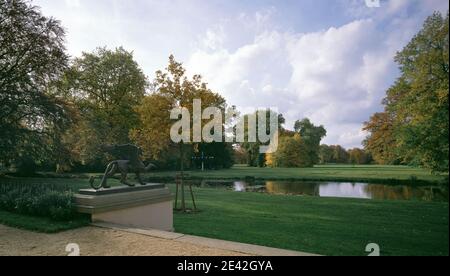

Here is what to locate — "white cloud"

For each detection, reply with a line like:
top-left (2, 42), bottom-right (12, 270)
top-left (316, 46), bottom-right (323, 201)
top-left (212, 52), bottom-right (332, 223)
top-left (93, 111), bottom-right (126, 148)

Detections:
top-left (188, 19), bottom-right (399, 148)
top-left (202, 26), bottom-right (226, 50)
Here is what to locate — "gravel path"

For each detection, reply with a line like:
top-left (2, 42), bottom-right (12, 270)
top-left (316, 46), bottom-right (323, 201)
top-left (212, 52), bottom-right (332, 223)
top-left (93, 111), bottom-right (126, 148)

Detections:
top-left (0, 224), bottom-right (248, 256)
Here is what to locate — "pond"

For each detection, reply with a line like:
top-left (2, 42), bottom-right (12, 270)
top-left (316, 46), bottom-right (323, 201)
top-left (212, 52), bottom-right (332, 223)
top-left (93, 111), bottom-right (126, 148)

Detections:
top-left (186, 180), bottom-right (449, 202)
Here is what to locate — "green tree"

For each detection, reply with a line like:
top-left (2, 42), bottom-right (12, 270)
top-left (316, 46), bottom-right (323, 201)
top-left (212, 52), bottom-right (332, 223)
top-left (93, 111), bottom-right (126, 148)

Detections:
top-left (294, 118), bottom-right (327, 165)
top-left (241, 110), bottom-right (285, 167)
top-left (63, 47), bottom-right (147, 167)
top-left (364, 12), bottom-right (449, 171)
top-left (391, 12), bottom-right (449, 171)
top-left (271, 134), bottom-right (311, 168)
top-left (194, 142), bottom-right (234, 169)
top-left (332, 145), bottom-right (349, 164)
top-left (319, 144), bottom-right (334, 164)
top-left (0, 0), bottom-right (73, 172)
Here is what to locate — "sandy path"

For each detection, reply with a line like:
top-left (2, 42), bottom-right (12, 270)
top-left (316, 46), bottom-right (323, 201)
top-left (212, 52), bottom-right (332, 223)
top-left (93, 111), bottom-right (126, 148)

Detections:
top-left (0, 224), bottom-right (248, 256)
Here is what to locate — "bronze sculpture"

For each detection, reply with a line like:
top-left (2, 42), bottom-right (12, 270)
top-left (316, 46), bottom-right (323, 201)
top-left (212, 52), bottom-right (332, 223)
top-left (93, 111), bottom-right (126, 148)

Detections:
top-left (89, 144), bottom-right (156, 190)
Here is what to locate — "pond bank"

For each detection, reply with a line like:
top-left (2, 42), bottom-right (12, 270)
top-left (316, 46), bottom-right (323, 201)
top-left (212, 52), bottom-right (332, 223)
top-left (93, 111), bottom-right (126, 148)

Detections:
top-left (146, 165), bottom-right (449, 186)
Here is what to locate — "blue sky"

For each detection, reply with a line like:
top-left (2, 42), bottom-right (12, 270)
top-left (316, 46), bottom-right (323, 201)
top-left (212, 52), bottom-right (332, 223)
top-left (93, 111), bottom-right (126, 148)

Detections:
top-left (34, 0), bottom-right (449, 148)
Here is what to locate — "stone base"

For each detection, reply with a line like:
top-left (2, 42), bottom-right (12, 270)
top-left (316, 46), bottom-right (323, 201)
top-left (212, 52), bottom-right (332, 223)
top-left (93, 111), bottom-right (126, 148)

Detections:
top-left (74, 184), bottom-right (173, 232)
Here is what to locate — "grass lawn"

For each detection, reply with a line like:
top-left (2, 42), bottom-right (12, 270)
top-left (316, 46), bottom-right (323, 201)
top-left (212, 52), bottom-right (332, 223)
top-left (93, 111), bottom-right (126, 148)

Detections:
top-left (146, 165), bottom-right (447, 184)
top-left (0, 210), bottom-right (90, 233)
top-left (171, 185), bottom-right (449, 256)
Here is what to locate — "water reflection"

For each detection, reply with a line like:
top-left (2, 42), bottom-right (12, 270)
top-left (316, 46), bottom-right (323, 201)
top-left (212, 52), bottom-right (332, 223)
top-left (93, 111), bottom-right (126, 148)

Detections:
top-left (196, 180), bottom-right (448, 202)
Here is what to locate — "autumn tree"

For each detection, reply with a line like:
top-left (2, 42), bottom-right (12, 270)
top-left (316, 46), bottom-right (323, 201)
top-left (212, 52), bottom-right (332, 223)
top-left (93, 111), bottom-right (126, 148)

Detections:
top-left (131, 55), bottom-right (226, 164)
top-left (363, 112), bottom-right (398, 164)
top-left (348, 148), bottom-right (372, 165)
top-left (364, 12), bottom-right (449, 171)
top-left (131, 55), bottom-right (227, 211)
top-left (0, 0), bottom-right (73, 173)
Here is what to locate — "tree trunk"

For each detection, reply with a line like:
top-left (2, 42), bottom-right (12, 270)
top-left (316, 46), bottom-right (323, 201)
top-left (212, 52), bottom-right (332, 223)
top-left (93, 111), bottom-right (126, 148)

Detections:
top-left (180, 143), bottom-right (185, 211)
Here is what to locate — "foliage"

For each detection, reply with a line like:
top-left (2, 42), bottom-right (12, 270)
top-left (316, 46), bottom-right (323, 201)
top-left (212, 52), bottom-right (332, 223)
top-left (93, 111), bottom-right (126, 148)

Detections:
top-left (0, 180), bottom-right (78, 221)
top-left (193, 142), bottom-right (235, 169)
top-left (319, 144), bottom-right (334, 164)
top-left (241, 110), bottom-right (285, 167)
top-left (61, 47), bottom-right (148, 168)
top-left (131, 55), bottom-right (232, 169)
top-left (233, 145), bottom-right (248, 165)
top-left (364, 12), bottom-right (449, 172)
top-left (0, 0), bottom-right (73, 169)
top-left (270, 134), bottom-right (312, 167)
top-left (319, 144), bottom-right (347, 164)
top-left (363, 112), bottom-right (399, 164)
top-left (294, 118), bottom-right (326, 165)
top-left (348, 148), bottom-right (372, 165)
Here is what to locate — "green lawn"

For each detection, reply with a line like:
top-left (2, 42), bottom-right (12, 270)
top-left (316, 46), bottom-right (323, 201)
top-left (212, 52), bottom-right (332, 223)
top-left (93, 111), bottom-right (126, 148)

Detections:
top-left (146, 165), bottom-right (447, 185)
top-left (172, 185), bottom-right (449, 256)
top-left (0, 210), bottom-right (90, 233)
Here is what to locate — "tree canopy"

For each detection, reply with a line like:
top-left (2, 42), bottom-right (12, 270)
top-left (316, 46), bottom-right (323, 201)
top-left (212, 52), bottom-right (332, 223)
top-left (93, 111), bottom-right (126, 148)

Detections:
top-left (364, 12), bottom-right (449, 172)
top-left (59, 47), bottom-right (148, 168)
top-left (0, 0), bottom-right (72, 168)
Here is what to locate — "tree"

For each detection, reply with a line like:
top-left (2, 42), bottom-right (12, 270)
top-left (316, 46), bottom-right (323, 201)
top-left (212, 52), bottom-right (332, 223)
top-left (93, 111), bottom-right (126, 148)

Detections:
top-left (131, 55), bottom-right (227, 163)
top-left (363, 112), bottom-right (398, 165)
top-left (270, 134), bottom-right (311, 168)
top-left (0, 0), bottom-right (73, 172)
top-left (241, 110), bottom-right (285, 167)
top-left (193, 142), bottom-right (234, 170)
top-left (319, 144), bottom-right (334, 164)
top-left (390, 12), bottom-right (449, 171)
top-left (348, 148), bottom-right (372, 165)
top-left (332, 145), bottom-right (349, 164)
top-left (364, 12), bottom-right (449, 171)
top-left (294, 118), bottom-right (327, 165)
top-left (131, 55), bottom-right (227, 211)
top-left (130, 94), bottom-right (173, 161)
top-left (233, 145), bottom-right (248, 164)
top-left (63, 47), bottom-right (147, 167)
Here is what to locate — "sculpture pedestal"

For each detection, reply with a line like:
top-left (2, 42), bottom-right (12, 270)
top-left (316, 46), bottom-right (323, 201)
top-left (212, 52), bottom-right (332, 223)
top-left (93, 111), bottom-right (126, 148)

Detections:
top-left (74, 184), bottom-right (173, 231)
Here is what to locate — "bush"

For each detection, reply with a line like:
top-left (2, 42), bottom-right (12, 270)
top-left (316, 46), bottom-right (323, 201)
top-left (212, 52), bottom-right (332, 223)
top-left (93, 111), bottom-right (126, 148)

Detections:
top-left (0, 180), bottom-right (77, 221)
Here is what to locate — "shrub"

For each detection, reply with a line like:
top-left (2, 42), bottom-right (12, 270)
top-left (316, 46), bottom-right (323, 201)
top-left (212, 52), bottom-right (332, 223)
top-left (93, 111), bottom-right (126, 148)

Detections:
top-left (0, 180), bottom-right (77, 221)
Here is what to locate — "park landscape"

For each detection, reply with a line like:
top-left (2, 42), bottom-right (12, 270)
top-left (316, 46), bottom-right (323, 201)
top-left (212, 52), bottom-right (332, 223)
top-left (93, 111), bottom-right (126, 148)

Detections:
top-left (1, 0), bottom-right (449, 256)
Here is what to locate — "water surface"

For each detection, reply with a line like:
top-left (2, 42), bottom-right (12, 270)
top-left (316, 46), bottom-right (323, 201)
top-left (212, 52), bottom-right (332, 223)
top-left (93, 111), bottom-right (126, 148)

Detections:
top-left (190, 180), bottom-right (448, 202)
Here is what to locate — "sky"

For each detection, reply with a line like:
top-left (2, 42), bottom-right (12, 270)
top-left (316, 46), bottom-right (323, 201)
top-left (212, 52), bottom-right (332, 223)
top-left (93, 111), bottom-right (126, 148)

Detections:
top-left (34, 0), bottom-right (449, 148)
